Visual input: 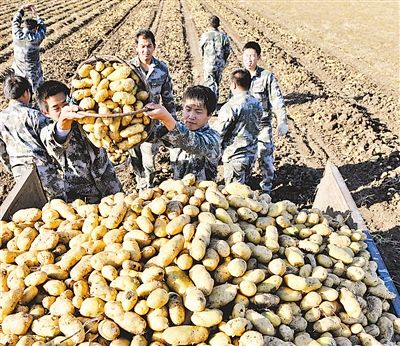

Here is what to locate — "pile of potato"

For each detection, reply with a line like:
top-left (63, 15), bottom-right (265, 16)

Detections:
top-left (71, 58), bottom-right (152, 164)
top-left (0, 176), bottom-right (399, 346)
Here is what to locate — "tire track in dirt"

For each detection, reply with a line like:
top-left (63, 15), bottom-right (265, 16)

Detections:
top-left (150, 0), bottom-right (164, 36)
top-left (179, 0), bottom-right (202, 84)
top-left (153, 0), bottom-right (193, 105)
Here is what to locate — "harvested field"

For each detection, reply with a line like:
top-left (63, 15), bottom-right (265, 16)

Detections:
top-left (0, 0), bottom-right (399, 292)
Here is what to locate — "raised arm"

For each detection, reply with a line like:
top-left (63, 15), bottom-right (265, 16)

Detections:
top-left (12, 7), bottom-right (25, 40)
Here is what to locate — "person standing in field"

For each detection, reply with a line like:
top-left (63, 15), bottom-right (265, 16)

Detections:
top-left (12, 4), bottom-right (46, 93)
top-left (129, 28), bottom-right (176, 189)
top-left (243, 41), bottom-right (289, 194)
top-left (213, 69), bottom-right (263, 185)
top-left (200, 15), bottom-right (231, 101)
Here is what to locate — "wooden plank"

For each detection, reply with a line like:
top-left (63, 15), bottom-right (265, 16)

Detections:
top-left (0, 166), bottom-right (47, 221)
top-left (313, 160), bottom-right (400, 316)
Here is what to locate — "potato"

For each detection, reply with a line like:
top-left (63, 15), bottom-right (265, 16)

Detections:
top-left (285, 247), bottom-right (304, 266)
top-left (220, 317), bottom-right (251, 337)
top-left (191, 308), bottom-right (223, 327)
top-left (190, 223), bottom-right (212, 261)
top-left (2, 311), bottom-right (33, 335)
top-left (228, 258), bottom-right (247, 277)
top-left (189, 264), bottom-right (214, 296)
top-left (183, 287), bottom-right (206, 312)
top-left (157, 234), bottom-right (185, 267)
top-left (207, 283), bottom-right (238, 308)
top-left (12, 208), bottom-right (42, 223)
top-left (339, 288), bottom-right (362, 319)
top-left (107, 66), bottom-right (131, 81)
top-left (165, 215), bottom-right (190, 236)
top-left (162, 326), bottom-right (209, 345)
top-left (147, 288), bottom-right (169, 309)
top-left (31, 315), bottom-right (60, 337)
top-left (246, 309), bottom-right (275, 335)
top-left (79, 297), bottom-right (105, 317)
top-left (168, 292), bottom-right (185, 326)
top-left (257, 275), bottom-right (283, 293)
top-left (98, 319), bottom-right (120, 341)
top-left (136, 90), bottom-right (149, 101)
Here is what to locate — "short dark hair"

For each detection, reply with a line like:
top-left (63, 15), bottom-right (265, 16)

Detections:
top-left (37, 80), bottom-right (70, 112)
top-left (243, 41), bottom-right (261, 56)
top-left (231, 69), bottom-right (251, 90)
top-left (135, 29), bottom-right (156, 46)
top-left (183, 85), bottom-right (217, 116)
top-left (22, 18), bottom-right (38, 31)
top-left (3, 72), bottom-right (32, 100)
top-left (210, 16), bottom-right (220, 28)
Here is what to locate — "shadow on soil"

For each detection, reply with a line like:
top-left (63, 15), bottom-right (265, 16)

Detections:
top-left (269, 150), bottom-right (399, 209)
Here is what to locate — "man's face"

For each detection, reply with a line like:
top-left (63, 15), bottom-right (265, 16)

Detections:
top-left (43, 92), bottom-right (67, 120)
top-left (136, 36), bottom-right (155, 64)
top-left (182, 99), bottom-right (210, 131)
top-left (243, 48), bottom-right (260, 71)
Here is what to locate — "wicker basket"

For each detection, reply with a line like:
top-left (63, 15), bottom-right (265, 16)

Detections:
top-left (70, 55), bottom-right (153, 165)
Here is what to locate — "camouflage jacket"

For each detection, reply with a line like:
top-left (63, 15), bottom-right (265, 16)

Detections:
top-left (213, 91), bottom-right (262, 162)
top-left (12, 9), bottom-right (46, 91)
top-left (131, 56), bottom-right (176, 117)
top-left (200, 28), bottom-right (230, 68)
top-left (40, 121), bottom-right (122, 203)
top-left (0, 100), bottom-right (66, 199)
top-left (249, 66), bottom-right (288, 127)
top-left (150, 122), bottom-right (220, 180)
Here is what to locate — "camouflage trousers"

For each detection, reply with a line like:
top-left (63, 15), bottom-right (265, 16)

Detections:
top-left (12, 64), bottom-right (44, 93)
top-left (129, 141), bottom-right (160, 190)
top-left (257, 125), bottom-right (275, 194)
top-left (203, 66), bottom-right (224, 100)
top-left (223, 155), bottom-right (256, 185)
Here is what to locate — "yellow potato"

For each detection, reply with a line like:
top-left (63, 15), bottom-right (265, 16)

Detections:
top-left (162, 326), bottom-right (209, 345)
top-left (136, 90), bottom-right (149, 101)
top-left (78, 64), bottom-right (93, 78)
top-left (90, 69), bottom-right (101, 86)
top-left (107, 66), bottom-right (131, 81)
top-left (72, 88), bottom-right (92, 101)
top-left (109, 78), bottom-right (136, 92)
top-left (112, 91), bottom-right (136, 105)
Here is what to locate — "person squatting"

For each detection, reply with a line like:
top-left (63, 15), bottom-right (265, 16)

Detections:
top-left (0, 12), bottom-right (289, 202)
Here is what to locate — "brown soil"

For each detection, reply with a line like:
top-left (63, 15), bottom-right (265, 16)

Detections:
top-left (0, 0), bottom-right (399, 290)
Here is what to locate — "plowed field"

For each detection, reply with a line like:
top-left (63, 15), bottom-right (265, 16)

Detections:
top-left (0, 0), bottom-right (399, 288)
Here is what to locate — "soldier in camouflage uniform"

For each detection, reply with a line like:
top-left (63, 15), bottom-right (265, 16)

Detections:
top-left (12, 4), bottom-right (46, 93)
top-left (213, 69), bottom-right (263, 185)
top-left (129, 29), bottom-right (176, 189)
top-left (0, 73), bottom-right (65, 199)
top-left (243, 41), bottom-right (289, 194)
top-left (200, 15), bottom-right (230, 100)
top-left (37, 81), bottom-right (122, 203)
top-left (145, 85), bottom-right (220, 181)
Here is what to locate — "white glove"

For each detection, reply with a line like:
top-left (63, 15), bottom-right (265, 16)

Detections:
top-left (278, 122), bottom-right (288, 136)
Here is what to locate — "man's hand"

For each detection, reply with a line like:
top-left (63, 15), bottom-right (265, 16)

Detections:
top-left (20, 4), bottom-right (33, 11)
top-left (144, 103), bottom-right (176, 131)
top-left (277, 122), bottom-right (288, 136)
top-left (58, 104), bottom-right (80, 131)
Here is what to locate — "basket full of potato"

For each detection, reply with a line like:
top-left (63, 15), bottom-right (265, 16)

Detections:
top-left (70, 55), bottom-right (153, 165)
